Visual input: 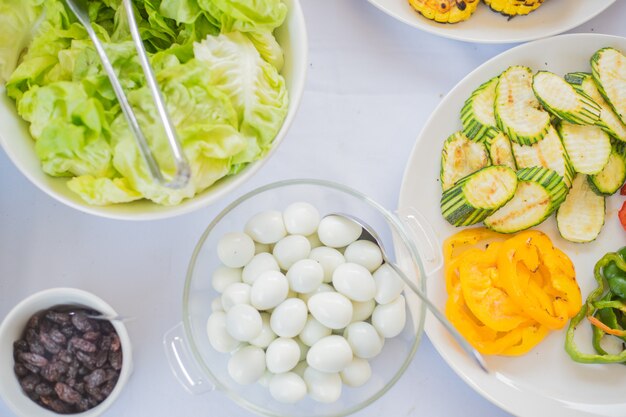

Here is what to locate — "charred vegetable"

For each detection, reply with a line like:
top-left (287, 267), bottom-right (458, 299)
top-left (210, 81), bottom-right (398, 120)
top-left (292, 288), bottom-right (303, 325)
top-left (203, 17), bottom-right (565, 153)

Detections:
top-left (408, 0), bottom-right (480, 23)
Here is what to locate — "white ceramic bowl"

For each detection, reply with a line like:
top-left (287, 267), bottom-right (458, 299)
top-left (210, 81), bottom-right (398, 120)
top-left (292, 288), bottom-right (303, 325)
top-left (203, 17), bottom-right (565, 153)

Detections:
top-left (0, 288), bottom-right (132, 417)
top-left (398, 34), bottom-right (626, 417)
top-left (0, 0), bottom-right (307, 221)
top-left (366, 0), bottom-right (615, 44)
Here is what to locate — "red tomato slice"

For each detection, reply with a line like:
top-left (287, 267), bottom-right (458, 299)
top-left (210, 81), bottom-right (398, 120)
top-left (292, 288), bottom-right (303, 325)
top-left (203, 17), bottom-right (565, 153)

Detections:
top-left (621, 184), bottom-right (626, 196)
top-left (619, 201), bottom-right (626, 231)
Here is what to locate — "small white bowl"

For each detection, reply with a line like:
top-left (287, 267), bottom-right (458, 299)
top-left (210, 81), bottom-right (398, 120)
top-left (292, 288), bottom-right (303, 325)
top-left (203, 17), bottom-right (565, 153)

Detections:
top-left (0, 288), bottom-right (132, 417)
top-left (0, 0), bottom-right (307, 221)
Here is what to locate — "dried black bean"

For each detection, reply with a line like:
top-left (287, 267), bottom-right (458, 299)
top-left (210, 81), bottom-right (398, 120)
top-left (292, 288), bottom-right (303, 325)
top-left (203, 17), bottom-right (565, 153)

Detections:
top-left (25, 328), bottom-right (38, 344)
top-left (84, 369), bottom-right (106, 388)
top-left (55, 382), bottom-right (82, 404)
top-left (83, 331), bottom-right (100, 342)
top-left (19, 352), bottom-right (48, 368)
top-left (67, 362), bottom-right (79, 380)
top-left (19, 374), bottom-right (40, 392)
top-left (95, 350), bottom-right (108, 368)
top-left (70, 337), bottom-right (97, 353)
top-left (101, 379), bottom-right (117, 397)
top-left (27, 314), bottom-right (41, 329)
top-left (105, 369), bottom-right (119, 382)
top-left (40, 333), bottom-right (61, 354)
top-left (87, 396), bottom-right (99, 408)
top-left (35, 383), bottom-right (54, 397)
top-left (14, 306), bottom-right (123, 414)
top-left (85, 384), bottom-right (105, 402)
top-left (76, 350), bottom-right (97, 370)
top-left (49, 328), bottom-right (66, 345)
top-left (14, 363), bottom-right (28, 377)
top-left (41, 396), bottom-right (71, 414)
top-left (74, 382), bottom-right (85, 394)
top-left (39, 318), bottom-right (52, 334)
top-left (109, 350), bottom-right (123, 370)
top-left (99, 335), bottom-right (112, 351)
top-left (13, 339), bottom-right (29, 353)
top-left (60, 324), bottom-right (75, 338)
top-left (45, 311), bottom-right (70, 325)
top-left (28, 340), bottom-right (45, 357)
top-left (23, 362), bottom-right (41, 375)
top-left (56, 350), bottom-right (73, 364)
top-left (100, 321), bottom-right (114, 333)
top-left (77, 398), bottom-right (90, 412)
top-left (111, 334), bottom-right (121, 352)
top-left (41, 361), bottom-right (67, 382)
top-left (70, 312), bottom-right (93, 332)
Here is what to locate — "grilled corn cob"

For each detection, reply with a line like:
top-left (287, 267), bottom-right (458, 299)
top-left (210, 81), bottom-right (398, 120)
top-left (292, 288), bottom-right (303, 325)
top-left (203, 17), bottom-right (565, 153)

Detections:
top-left (483, 0), bottom-right (545, 17)
top-left (408, 0), bottom-right (480, 23)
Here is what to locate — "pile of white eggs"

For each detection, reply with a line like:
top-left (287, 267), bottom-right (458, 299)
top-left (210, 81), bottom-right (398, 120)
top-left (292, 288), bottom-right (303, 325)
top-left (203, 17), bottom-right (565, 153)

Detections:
top-left (206, 202), bottom-right (407, 404)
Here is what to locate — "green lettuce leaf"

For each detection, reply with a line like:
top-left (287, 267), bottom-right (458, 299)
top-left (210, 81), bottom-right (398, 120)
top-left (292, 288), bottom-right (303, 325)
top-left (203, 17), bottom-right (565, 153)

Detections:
top-left (0, 0), bottom-right (44, 83)
top-left (67, 175), bottom-right (142, 205)
top-left (193, 31), bottom-right (288, 164)
top-left (246, 31), bottom-right (284, 72)
top-left (18, 81), bottom-right (114, 177)
top-left (109, 59), bottom-right (247, 205)
top-left (159, 0), bottom-right (203, 24)
top-left (197, 0), bottom-right (287, 33)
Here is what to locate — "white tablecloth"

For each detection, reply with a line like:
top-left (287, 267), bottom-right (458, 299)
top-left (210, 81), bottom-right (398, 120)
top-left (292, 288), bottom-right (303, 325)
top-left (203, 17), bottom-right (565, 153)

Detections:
top-left (2, 1), bottom-right (625, 416)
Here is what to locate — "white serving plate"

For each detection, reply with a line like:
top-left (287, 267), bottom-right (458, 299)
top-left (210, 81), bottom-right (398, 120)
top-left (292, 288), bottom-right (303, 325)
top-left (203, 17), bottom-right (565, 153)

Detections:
top-left (398, 33), bottom-right (626, 417)
top-left (0, 0), bottom-right (307, 221)
top-left (366, 0), bottom-right (615, 44)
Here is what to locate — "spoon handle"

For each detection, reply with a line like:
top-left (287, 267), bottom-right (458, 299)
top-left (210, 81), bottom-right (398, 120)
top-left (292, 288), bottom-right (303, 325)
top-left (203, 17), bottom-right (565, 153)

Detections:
top-left (87, 314), bottom-right (135, 323)
top-left (387, 262), bottom-right (489, 373)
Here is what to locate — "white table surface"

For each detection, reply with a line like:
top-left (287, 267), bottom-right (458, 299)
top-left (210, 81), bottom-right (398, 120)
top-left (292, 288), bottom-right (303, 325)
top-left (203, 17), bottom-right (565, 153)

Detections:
top-left (2, 1), bottom-right (626, 416)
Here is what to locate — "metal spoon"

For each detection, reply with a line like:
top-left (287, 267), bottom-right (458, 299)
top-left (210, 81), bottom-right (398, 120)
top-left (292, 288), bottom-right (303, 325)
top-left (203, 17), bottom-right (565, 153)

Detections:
top-left (67, 310), bottom-right (135, 323)
top-left (328, 213), bottom-right (489, 373)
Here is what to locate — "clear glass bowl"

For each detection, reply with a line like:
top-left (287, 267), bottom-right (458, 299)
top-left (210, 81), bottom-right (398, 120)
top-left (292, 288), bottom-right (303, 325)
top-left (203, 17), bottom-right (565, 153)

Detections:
top-left (165, 179), bottom-right (442, 417)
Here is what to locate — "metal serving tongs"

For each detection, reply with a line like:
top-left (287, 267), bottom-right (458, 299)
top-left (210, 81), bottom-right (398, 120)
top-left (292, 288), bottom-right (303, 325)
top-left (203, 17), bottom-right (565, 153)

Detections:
top-left (65, 0), bottom-right (191, 189)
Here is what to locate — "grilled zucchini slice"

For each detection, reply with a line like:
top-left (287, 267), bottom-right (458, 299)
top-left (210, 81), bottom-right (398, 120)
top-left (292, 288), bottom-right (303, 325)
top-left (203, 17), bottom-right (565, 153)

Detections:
top-left (461, 76), bottom-right (499, 142)
top-left (511, 125), bottom-right (574, 187)
top-left (557, 121), bottom-right (611, 175)
top-left (591, 47), bottom-right (626, 126)
top-left (440, 131), bottom-right (490, 191)
top-left (556, 174), bottom-right (605, 243)
top-left (495, 66), bottom-right (551, 145)
top-left (483, 0), bottom-right (544, 16)
top-left (441, 165), bottom-right (518, 227)
top-left (486, 131), bottom-right (516, 170)
top-left (408, 0), bottom-right (480, 23)
top-left (484, 167), bottom-right (568, 233)
top-left (588, 141), bottom-right (626, 196)
top-left (565, 72), bottom-right (626, 142)
top-left (532, 71), bottom-right (601, 126)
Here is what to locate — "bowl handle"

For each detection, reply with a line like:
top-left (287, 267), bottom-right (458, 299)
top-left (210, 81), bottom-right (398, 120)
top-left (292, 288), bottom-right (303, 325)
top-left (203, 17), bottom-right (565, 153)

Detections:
top-left (395, 206), bottom-right (443, 277)
top-left (163, 322), bottom-right (215, 395)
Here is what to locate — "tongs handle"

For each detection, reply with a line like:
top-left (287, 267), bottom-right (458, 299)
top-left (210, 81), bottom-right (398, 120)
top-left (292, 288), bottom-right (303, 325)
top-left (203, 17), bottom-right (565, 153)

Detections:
top-left (65, 0), bottom-right (191, 189)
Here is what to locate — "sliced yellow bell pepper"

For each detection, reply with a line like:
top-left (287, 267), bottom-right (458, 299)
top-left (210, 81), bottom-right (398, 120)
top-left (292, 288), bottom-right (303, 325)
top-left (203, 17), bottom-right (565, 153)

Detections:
top-left (443, 227), bottom-right (580, 356)
top-left (446, 278), bottom-right (548, 355)
top-left (458, 242), bottom-right (529, 332)
top-left (497, 231), bottom-right (581, 330)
